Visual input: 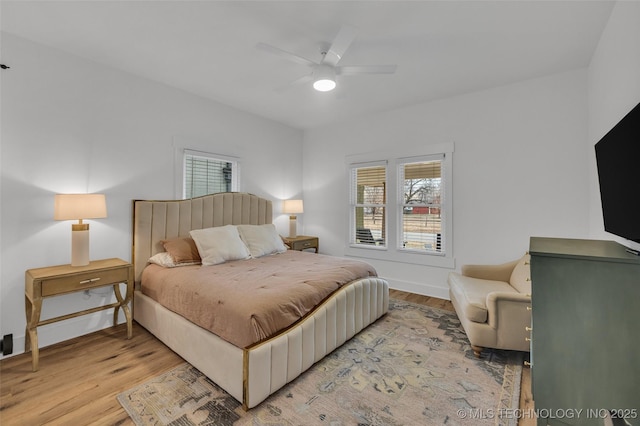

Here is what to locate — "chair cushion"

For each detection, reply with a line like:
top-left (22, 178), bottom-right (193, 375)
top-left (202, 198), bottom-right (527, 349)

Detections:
top-left (448, 272), bottom-right (519, 323)
top-left (509, 254), bottom-right (531, 294)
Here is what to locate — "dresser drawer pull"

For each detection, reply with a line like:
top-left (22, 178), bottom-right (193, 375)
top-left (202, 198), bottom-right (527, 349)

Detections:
top-left (525, 326), bottom-right (533, 331)
top-left (525, 337), bottom-right (531, 342)
top-left (79, 278), bottom-right (101, 284)
top-left (524, 361), bottom-right (532, 367)
top-left (526, 306), bottom-right (532, 311)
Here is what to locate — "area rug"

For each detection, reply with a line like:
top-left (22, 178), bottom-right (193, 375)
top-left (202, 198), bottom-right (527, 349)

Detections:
top-left (118, 299), bottom-right (523, 425)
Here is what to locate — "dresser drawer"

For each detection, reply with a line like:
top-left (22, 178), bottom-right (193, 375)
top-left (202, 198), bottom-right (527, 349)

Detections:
top-left (41, 267), bottom-right (129, 296)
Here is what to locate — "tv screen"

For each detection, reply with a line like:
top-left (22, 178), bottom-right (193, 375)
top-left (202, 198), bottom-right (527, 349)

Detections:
top-left (595, 101), bottom-right (640, 244)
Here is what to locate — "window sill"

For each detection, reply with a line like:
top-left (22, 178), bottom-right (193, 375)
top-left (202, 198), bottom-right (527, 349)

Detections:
top-left (344, 245), bottom-right (455, 269)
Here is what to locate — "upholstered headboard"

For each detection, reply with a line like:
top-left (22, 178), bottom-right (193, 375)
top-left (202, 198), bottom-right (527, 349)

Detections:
top-left (132, 192), bottom-right (273, 283)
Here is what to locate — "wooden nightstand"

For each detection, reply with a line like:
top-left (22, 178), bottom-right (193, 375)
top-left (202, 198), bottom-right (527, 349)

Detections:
top-left (25, 258), bottom-right (133, 371)
top-left (282, 235), bottom-right (319, 253)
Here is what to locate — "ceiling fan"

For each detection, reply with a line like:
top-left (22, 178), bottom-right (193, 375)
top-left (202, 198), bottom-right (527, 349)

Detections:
top-left (256, 25), bottom-right (397, 92)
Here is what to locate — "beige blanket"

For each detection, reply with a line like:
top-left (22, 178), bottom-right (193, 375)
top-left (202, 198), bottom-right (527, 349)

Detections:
top-left (141, 250), bottom-right (377, 348)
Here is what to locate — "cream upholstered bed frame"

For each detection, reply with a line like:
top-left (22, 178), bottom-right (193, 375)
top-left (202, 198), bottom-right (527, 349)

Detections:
top-left (132, 192), bottom-right (389, 409)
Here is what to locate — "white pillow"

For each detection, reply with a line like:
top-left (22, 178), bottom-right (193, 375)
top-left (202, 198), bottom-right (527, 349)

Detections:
top-left (190, 225), bottom-right (251, 265)
top-left (148, 252), bottom-right (200, 268)
top-left (237, 224), bottom-right (287, 258)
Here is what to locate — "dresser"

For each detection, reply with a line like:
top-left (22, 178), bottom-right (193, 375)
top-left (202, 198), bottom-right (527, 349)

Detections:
top-left (529, 237), bottom-right (640, 426)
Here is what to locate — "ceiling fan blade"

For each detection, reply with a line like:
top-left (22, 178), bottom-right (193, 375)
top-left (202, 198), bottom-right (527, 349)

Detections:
top-left (322, 25), bottom-right (357, 67)
top-left (336, 65), bottom-right (397, 76)
top-left (274, 74), bottom-right (314, 93)
top-left (256, 43), bottom-right (317, 67)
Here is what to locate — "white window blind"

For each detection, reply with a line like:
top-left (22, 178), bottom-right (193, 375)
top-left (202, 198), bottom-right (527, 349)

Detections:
top-left (398, 155), bottom-right (445, 254)
top-left (183, 150), bottom-right (237, 198)
top-left (349, 162), bottom-right (387, 247)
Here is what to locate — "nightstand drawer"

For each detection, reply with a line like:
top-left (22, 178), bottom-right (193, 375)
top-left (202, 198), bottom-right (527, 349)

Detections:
top-left (290, 238), bottom-right (318, 250)
top-left (41, 268), bottom-right (129, 296)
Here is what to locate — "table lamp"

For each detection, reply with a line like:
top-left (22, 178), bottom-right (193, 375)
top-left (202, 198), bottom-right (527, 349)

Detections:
top-left (54, 194), bottom-right (107, 266)
top-left (282, 199), bottom-right (304, 238)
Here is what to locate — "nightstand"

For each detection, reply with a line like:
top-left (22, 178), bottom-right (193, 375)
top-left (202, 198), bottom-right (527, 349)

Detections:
top-left (25, 258), bottom-right (133, 371)
top-left (282, 235), bottom-right (319, 253)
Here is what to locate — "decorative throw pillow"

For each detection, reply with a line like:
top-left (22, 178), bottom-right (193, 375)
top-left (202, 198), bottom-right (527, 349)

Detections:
top-left (237, 224), bottom-right (287, 258)
top-left (190, 225), bottom-right (251, 266)
top-left (161, 237), bottom-right (201, 264)
top-left (148, 252), bottom-right (199, 268)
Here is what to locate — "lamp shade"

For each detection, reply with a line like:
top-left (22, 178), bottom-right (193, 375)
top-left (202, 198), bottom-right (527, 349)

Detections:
top-left (54, 194), bottom-right (107, 220)
top-left (282, 199), bottom-right (304, 214)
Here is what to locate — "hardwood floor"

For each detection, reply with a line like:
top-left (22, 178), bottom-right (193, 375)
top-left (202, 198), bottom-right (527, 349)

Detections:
top-left (0, 324), bottom-right (183, 425)
top-left (1, 290), bottom-right (533, 425)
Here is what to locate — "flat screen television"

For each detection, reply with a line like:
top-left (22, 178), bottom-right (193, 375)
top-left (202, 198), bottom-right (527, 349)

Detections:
top-left (594, 101), bottom-right (640, 245)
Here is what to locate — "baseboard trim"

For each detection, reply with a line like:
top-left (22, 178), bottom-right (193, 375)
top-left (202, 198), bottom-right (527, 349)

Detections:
top-left (384, 277), bottom-right (450, 300)
top-left (0, 309), bottom-right (127, 360)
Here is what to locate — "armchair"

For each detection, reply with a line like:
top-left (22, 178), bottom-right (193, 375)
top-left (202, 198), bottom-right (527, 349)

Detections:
top-left (448, 254), bottom-right (531, 357)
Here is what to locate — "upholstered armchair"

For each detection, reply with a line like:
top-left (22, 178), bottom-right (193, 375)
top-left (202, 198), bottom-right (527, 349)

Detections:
top-left (448, 254), bottom-right (531, 357)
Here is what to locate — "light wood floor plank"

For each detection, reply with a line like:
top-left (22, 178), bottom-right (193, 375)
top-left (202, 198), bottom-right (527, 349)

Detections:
top-left (1, 290), bottom-right (533, 425)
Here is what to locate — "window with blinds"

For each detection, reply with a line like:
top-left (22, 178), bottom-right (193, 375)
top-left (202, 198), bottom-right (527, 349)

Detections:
top-left (350, 162), bottom-right (387, 247)
top-left (183, 151), bottom-right (237, 199)
top-left (398, 155), bottom-right (445, 254)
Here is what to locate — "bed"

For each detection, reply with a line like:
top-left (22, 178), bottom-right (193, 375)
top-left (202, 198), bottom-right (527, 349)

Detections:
top-left (132, 192), bottom-right (389, 409)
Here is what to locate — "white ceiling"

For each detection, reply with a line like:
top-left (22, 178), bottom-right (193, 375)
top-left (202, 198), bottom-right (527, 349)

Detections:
top-left (1, 1), bottom-right (615, 130)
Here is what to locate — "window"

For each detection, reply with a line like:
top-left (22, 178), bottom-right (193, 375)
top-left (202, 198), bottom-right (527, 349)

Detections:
top-left (346, 143), bottom-right (453, 268)
top-left (183, 150), bottom-right (238, 198)
top-left (398, 155), bottom-right (444, 254)
top-left (350, 162), bottom-right (387, 247)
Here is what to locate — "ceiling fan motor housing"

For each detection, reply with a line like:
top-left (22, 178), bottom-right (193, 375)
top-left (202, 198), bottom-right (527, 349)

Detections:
top-left (312, 64), bottom-right (337, 91)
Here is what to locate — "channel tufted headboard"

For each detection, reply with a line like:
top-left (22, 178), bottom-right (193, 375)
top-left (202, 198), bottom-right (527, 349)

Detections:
top-left (132, 192), bottom-right (273, 283)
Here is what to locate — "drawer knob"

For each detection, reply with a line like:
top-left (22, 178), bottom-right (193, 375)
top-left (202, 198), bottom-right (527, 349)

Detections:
top-left (524, 361), bottom-right (532, 367)
top-left (526, 306), bottom-right (532, 311)
top-left (525, 326), bottom-right (533, 331)
top-left (525, 337), bottom-right (531, 342)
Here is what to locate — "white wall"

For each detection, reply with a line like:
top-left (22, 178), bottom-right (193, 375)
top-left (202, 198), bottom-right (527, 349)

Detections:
top-left (303, 69), bottom-right (590, 297)
top-left (0, 33), bottom-right (303, 357)
top-left (587, 1), bottom-right (640, 252)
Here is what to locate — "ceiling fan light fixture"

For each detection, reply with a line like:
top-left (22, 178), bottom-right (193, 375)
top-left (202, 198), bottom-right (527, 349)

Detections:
top-left (313, 78), bottom-right (336, 92)
top-left (312, 65), bottom-right (336, 92)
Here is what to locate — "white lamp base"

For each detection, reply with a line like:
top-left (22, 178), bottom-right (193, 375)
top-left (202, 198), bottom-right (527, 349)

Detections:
top-left (288, 215), bottom-right (298, 238)
top-left (71, 224), bottom-right (90, 266)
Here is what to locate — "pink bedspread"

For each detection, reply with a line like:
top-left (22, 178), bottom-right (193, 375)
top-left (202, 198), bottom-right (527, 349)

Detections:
top-left (141, 250), bottom-right (377, 348)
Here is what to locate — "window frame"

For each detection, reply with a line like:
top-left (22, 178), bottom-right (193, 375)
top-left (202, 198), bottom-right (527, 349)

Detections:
top-left (182, 149), bottom-right (239, 199)
top-left (397, 154), bottom-right (446, 255)
top-left (174, 142), bottom-right (240, 199)
top-left (348, 160), bottom-right (388, 250)
top-left (344, 143), bottom-right (454, 268)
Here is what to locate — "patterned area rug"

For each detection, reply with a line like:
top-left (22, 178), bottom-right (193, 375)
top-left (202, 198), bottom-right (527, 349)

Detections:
top-left (118, 300), bottom-right (523, 425)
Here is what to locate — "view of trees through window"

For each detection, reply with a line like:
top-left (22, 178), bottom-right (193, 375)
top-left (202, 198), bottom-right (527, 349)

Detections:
top-left (351, 157), bottom-right (444, 254)
top-left (400, 159), bottom-right (443, 252)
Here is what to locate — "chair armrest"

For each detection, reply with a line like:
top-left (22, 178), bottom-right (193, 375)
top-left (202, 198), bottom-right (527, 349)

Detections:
top-left (461, 259), bottom-right (519, 282)
top-left (486, 291), bottom-right (532, 329)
